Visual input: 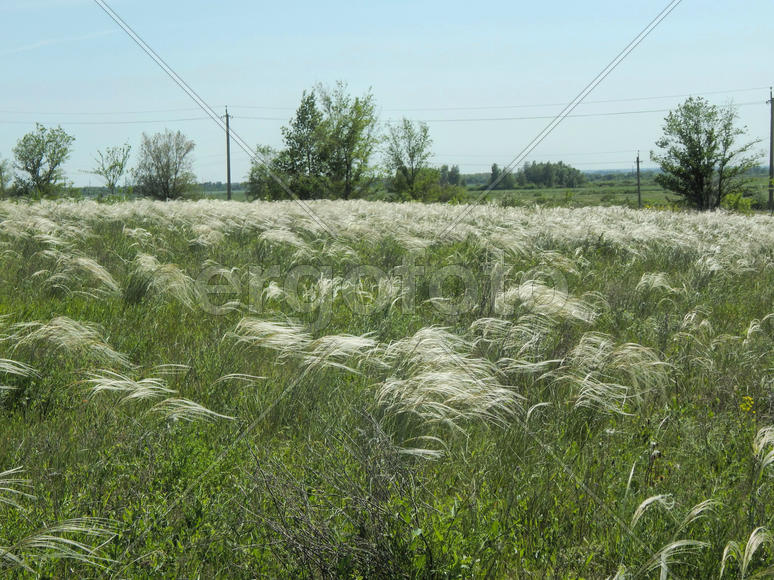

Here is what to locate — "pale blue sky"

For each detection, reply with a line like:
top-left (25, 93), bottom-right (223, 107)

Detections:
top-left (0, 0), bottom-right (771, 186)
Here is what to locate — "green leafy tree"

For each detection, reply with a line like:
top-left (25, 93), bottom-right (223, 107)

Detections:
top-left (275, 84), bottom-right (380, 200)
top-left (448, 164), bottom-right (461, 186)
top-left (316, 82), bottom-right (379, 199)
top-left (0, 156), bottom-right (12, 197)
top-left (12, 123), bottom-right (75, 198)
top-left (385, 118), bottom-right (433, 197)
top-left (276, 91), bottom-right (329, 199)
top-left (91, 143), bottom-right (131, 199)
top-left (133, 130), bottom-right (196, 200)
top-left (487, 163), bottom-right (516, 190)
top-left (246, 145), bottom-right (285, 201)
top-left (651, 97), bottom-right (760, 210)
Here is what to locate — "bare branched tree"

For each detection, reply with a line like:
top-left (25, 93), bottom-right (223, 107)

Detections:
top-left (133, 130), bottom-right (196, 200)
top-left (91, 143), bottom-right (132, 198)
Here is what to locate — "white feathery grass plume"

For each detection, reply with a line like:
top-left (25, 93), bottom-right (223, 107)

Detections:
top-left (508, 314), bottom-right (559, 358)
top-left (122, 226), bottom-right (153, 247)
top-left (630, 494), bottom-right (675, 528)
top-left (721, 527), bottom-right (773, 579)
top-left (752, 426), bottom-right (774, 458)
top-left (537, 250), bottom-right (582, 277)
top-left (261, 280), bottom-right (286, 302)
top-left (558, 332), bottom-right (670, 415)
top-left (744, 313), bottom-right (774, 347)
top-left (149, 398), bottom-right (235, 423)
top-left (259, 228), bottom-right (311, 257)
top-left (151, 364), bottom-right (191, 376)
top-left (643, 539), bottom-right (709, 580)
top-left (33, 250), bottom-right (121, 298)
top-left (84, 371), bottom-right (175, 404)
top-left (570, 374), bottom-right (637, 416)
top-left (676, 499), bottom-right (721, 533)
top-left (128, 253), bottom-right (196, 308)
top-left (625, 461), bottom-right (637, 498)
top-left (8, 317), bottom-right (131, 368)
top-left (753, 426), bottom-right (774, 482)
top-left (230, 317), bottom-right (379, 377)
top-left (470, 317), bottom-right (513, 345)
top-left (0, 467), bottom-right (34, 509)
top-left (302, 334), bottom-right (379, 375)
top-left (495, 279), bottom-right (599, 324)
top-left (189, 222), bottom-right (225, 247)
top-left (525, 402), bottom-right (551, 424)
top-left (86, 370), bottom-right (233, 424)
top-left (375, 327), bottom-right (522, 438)
top-left (0, 358), bottom-right (38, 391)
top-left (215, 373), bottom-right (265, 386)
top-left (195, 261), bottom-right (244, 313)
top-left (396, 436), bottom-right (448, 460)
top-left (635, 272), bottom-right (682, 296)
top-left (314, 276), bottom-right (344, 304)
top-left (1, 517), bottom-right (118, 573)
top-left (230, 319), bottom-right (312, 359)
top-left (68, 256), bottom-right (121, 295)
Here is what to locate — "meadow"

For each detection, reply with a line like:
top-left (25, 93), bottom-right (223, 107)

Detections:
top-left (1, 198), bottom-right (774, 577)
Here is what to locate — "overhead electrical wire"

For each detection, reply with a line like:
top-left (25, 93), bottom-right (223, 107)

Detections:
top-left (0, 87), bottom-right (766, 121)
top-left (0, 100), bottom-right (763, 127)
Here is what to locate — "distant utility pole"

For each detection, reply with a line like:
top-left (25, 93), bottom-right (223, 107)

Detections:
top-left (636, 151), bottom-right (641, 209)
top-left (768, 88), bottom-right (773, 214)
top-left (224, 106), bottom-right (232, 201)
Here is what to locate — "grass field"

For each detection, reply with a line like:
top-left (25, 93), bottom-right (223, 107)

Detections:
top-left (2, 199), bottom-right (774, 577)
top-left (483, 175), bottom-right (771, 210)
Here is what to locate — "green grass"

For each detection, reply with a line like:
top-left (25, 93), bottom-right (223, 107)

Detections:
top-left (475, 175), bottom-right (771, 210)
top-left (1, 199), bottom-right (774, 577)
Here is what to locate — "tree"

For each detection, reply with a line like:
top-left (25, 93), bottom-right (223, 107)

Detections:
top-left (133, 130), bottom-right (196, 200)
top-left (316, 81), bottom-right (379, 199)
top-left (276, 91), bottom-right (329, 199)
top-left (385, 118), bottom-right (433, 197)
top-left (246, 145), bottom-right (284, 201)
top-left (448, 164), bottom-right (461, 186)
top-left (0, 157), bottom-right (12, 197)
top-left (487, 163), bottom-right (515, 190)
top-left (489, 163), bottom-right (501, 186)
top-left (91, 143), bottom-right (131, 198)
top-left (651, 97), bottom-right (760, 210)
top-left (12, 123), bottom-right (75, 197)
top-left (275, 84), bottom-right (379, 199)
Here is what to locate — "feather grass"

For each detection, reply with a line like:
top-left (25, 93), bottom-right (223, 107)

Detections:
top-left (8, 317), bottom-right (130, 368)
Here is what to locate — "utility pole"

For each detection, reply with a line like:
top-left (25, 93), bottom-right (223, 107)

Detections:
top-left (768, 88), bottom-right (773, 214)
top-left (224, 106), bottom-right (232, 201)
top-left (636, 151), bottom-right (641, 209)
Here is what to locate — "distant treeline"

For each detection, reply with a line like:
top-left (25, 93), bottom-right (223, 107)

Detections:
top-left (463, 161), bottom-right (586, 190)
top-left (78, 181), bottom-right (246, 199)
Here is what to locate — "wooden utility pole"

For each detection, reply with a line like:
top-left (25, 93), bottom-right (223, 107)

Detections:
top-left (768, 88), bottom-right (773, 214)
top-left (636, 151), bottom-right (641, 209)
top-left (225, 106), bottom-right (232, 201)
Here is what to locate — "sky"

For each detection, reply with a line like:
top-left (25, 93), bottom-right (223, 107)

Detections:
top-left (0, 0), bottom-right (772, 186)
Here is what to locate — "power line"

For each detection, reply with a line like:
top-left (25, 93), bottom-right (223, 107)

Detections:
top-left (0, 99), bottom-right (763, 127)
top-left (385, 101), bottom-right (762, 124)
top-left (382, 86), bottom-right (770, 111)
top-left (443, 160), bottom-right (642, 168)
top-left (0, 116), bottom-right (210, 126)
top-left (0, 86), bottom-right (766, 119)
top-left (0, 107), bottom-right (202, 116)
top-left (433, 149), bottom-right (637, 158)
top-left (231, 85), bottom-right (769, 112)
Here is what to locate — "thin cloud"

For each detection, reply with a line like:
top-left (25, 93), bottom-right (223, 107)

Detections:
top-left (0, 29), bottom-right (114, 58)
